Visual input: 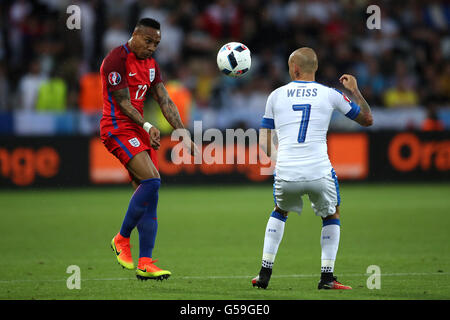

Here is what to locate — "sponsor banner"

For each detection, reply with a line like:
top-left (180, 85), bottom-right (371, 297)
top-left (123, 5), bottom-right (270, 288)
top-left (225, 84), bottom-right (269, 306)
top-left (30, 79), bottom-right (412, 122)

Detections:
top-left (89, 133), bottom-right (369, 184)
top-left (1, 132), bottom-right (448, 187)
top-left (328, 133), bottom-right (369, 180)
top-left (0, 137), bottom-right (90, 187)
top-left (369, 131), bottom-right (450, 181)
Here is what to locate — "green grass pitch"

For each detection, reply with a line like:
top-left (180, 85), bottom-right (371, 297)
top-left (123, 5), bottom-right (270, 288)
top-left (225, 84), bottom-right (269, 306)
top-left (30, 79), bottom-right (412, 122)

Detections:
top-left (0, 183), bottom-right (449, 300)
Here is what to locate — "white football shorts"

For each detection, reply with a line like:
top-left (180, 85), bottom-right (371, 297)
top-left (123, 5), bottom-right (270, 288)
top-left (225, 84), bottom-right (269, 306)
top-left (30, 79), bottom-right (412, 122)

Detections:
top-left (272, 169), bottom-right (341, 218)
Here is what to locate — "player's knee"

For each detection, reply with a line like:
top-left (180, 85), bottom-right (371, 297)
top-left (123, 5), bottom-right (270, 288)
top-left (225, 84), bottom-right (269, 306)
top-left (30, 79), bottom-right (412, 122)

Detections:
top-left (127, 151), bottom-right (160, 180)
top-left (147, 168), bottom-right (160, 179)
top-left (137, 163), bottom-right (160, 180)
top-left (145, 163), bottom-right (160, 179)
top-left (133, 168), bottom-right (160, 181)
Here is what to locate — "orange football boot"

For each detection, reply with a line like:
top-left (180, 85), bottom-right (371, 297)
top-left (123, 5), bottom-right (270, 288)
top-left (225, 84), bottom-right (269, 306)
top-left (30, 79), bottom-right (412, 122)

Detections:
top-left (136, 257), bottom-right (171, 281)
top-left (111, 233), bottom-right (134, 270)
top-left (318, 276), bottom-right (352, 290)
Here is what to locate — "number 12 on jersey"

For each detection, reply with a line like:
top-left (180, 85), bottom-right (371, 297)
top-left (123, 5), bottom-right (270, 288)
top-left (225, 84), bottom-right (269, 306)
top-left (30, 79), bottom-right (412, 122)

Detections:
top-left (135, 84), bottom-right (148, 100)
top-left (292, 104), bottom-right (311, 143)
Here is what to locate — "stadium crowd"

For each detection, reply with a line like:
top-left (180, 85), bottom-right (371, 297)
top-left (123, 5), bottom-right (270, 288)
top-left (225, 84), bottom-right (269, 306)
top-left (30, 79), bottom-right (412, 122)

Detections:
top-left (0, 0), bottom-right (449, 133)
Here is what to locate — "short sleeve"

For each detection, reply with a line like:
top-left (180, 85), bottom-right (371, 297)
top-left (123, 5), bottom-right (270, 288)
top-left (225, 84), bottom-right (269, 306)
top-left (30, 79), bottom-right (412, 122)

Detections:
top-left (261, 91), bottom-right (275, 129)
top-left (152, 60), bottom-right (163, 85)
top-left (329, 88), bottom-right (360, 120)
top-left (102, 47), bottom-right (128, 92)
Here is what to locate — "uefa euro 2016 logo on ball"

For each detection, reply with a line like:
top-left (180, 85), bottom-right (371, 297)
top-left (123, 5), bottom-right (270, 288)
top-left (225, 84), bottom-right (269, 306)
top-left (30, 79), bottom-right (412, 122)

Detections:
top-left (217, 42), bottom-right (251, 78)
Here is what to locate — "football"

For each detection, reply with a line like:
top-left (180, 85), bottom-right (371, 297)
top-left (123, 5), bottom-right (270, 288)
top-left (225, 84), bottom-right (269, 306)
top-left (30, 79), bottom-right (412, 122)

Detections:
top-left (217, 42), bottom-right (251, 77)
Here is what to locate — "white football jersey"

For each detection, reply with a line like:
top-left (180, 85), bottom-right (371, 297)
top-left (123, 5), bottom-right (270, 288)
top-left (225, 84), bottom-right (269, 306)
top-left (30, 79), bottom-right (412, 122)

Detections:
top-left (261, 80), bottom-right (360, 181)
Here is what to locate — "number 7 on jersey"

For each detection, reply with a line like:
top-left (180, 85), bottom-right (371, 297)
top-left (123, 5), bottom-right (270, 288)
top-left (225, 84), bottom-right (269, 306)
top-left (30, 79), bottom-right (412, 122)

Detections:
top-left (292, 104), bottom-right (311, 143)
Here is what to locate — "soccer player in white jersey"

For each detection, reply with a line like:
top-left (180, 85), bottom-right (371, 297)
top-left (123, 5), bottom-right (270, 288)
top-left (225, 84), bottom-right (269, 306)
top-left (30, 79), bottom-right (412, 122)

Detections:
top-left (252, 47), bottom-right (373, 290)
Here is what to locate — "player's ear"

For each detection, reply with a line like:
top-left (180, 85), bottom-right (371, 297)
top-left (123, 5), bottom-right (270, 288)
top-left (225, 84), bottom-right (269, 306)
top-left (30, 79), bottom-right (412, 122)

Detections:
top-left (294, 64), bottom-right (301, 77)
top-left (131, 27), bottom-right (140, 38)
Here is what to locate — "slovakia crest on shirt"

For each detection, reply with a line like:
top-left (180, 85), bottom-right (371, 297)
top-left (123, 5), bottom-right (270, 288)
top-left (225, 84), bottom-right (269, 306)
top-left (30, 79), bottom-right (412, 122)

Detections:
top-left (108, 71), bottom-right (121, 85)
top-left (149, 68), bottom-right (155, 82)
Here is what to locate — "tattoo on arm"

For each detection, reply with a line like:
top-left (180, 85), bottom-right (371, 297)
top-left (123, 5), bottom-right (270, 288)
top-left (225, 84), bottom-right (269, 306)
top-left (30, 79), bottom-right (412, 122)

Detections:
top-left (151, 82), bottom-right (185, 129)
top-left (351, 89), bottom-right (371, 114)
top-left (351, 88), bottom-right (373, 126)
top-left (111, 88), bottom-right (145, 127)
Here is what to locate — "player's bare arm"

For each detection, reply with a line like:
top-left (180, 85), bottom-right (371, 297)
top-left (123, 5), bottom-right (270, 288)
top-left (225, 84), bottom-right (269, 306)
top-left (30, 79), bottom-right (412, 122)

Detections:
top-left (339, 74), bottom-right (373, 127)
top-left (150, 82), bottom-right (185, 129)
top-left (111, 87), bottom-right (160, 149)
top-left (259, 128), bottom-right (277, 161)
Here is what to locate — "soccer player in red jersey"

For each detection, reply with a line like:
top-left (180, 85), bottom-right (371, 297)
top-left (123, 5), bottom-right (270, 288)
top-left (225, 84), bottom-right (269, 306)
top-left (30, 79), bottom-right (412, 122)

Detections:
top-left (100, 18), bottom-right (196, 280)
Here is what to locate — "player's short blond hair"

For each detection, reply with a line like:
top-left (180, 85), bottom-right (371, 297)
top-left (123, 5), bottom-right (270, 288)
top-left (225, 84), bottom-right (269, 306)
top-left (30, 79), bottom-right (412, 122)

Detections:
top-left (289, 47), bottom-right (318, 74)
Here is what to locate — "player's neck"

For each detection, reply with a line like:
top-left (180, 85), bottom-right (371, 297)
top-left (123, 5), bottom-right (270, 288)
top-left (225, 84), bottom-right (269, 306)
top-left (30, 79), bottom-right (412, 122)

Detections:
top-left (293, 74), bottom-right (315, 82)
top-left (127, 39), bottom-right (135, 53)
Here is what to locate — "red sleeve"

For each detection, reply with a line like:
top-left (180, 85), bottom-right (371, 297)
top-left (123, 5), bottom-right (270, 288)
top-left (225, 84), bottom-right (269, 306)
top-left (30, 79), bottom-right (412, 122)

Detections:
top-left (152, 60), bottom-right (163, 85)
top-left (102, 47), bottom-right (128, 92)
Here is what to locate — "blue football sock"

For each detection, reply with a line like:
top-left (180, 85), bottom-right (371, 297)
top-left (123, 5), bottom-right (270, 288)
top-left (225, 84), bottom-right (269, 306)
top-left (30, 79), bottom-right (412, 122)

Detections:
top-left (119, 178), bottom-right (161, 239)
top-left (136, 181), bottom-right (159, 258)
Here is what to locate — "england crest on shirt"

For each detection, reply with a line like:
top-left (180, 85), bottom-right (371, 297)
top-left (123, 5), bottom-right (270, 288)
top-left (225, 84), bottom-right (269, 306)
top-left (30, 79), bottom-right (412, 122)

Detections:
top-left (128, 137), bottom-right (140, 147)
top-left (149, 68), bottom-right (155, 82)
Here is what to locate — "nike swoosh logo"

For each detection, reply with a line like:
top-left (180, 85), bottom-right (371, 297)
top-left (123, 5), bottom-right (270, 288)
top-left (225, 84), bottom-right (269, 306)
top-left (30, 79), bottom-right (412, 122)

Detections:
top-left (129, 72), bottom-right (136, 76)
top-left (112, 243), bottom-right (121, 256)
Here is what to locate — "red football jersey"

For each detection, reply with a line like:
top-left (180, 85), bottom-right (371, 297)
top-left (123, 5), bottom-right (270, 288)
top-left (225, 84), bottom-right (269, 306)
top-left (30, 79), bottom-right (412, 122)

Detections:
top-left (99, 43), bottom-right (162, 135)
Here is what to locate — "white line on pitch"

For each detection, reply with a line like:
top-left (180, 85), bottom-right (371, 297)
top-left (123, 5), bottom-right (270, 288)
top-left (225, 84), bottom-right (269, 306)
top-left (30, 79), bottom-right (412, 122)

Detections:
top-left (181, 272), bottom-right (449, 279)
top-left (0, 272), bottom-right (447, 284)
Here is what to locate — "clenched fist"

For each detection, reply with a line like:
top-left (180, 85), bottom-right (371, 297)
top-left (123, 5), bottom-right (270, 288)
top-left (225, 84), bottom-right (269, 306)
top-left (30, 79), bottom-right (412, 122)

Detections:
top-left (339, 74), bottom-right (358, 92)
